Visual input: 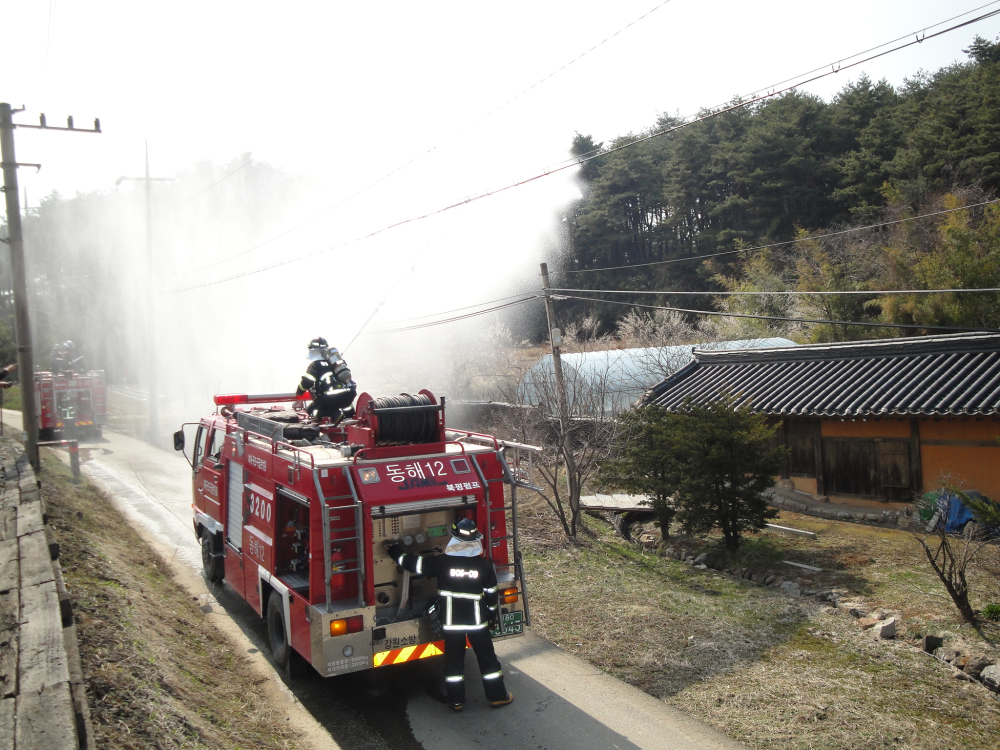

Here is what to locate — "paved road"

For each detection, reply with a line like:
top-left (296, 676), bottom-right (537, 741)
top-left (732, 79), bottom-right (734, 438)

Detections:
top-left (6, 411), bottom-right (744, 750)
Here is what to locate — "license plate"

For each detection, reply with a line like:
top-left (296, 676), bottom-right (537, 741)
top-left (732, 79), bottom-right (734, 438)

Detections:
top-left (490, 610), bottom-right (524, 638)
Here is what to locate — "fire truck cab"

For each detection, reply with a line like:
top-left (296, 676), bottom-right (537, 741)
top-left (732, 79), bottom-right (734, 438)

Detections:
top-left (175, 389), bottom-right (538, 677)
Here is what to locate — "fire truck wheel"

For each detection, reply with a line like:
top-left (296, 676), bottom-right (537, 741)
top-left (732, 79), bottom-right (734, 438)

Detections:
top-left (38, 428), bottom-right (53, 441)
top-left (266, 593), bottom-right (292, 670)
top-left (201, 533), bottom-right (224, 583)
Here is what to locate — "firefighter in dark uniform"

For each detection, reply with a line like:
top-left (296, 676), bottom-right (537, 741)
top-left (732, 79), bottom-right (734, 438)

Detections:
top-left (50, 341), bottom-right (75, 375)
top-left (295, 337), bottom-right (356, 421)
top-left (386, 518), bottom-right (514, 712)
top-left (0, 362), bottom-right (16, 389)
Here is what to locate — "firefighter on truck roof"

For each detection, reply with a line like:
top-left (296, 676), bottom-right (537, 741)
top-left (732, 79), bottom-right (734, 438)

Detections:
top-left (295, 337), bottom-right (357, 421)
top-left (50, 340), bottom-right (76, 375)
top-left (385, 518), bottom-right (514, 712)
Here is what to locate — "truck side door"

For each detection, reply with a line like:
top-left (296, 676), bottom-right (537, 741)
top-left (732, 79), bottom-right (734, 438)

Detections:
top-left (196, 427), bottom-right (226, 522)
top-left (192, 424), bottom-right (208, 512)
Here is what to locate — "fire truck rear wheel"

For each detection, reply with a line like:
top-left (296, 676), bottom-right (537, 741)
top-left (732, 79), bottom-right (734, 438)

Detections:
top-left (201, 533), bottom-right (224, 583)
top-left (266, 593), bottom-right (292, 670)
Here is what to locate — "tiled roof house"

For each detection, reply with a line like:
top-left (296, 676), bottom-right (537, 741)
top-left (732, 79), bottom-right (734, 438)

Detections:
top-left (643, 332), bottom-right (1000, 501)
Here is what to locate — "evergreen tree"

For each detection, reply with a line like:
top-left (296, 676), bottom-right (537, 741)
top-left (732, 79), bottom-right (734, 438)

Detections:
top-left (600, 394), bottom-right (786, 552)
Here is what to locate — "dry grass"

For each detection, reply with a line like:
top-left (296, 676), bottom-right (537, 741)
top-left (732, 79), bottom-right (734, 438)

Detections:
top-left (518, 498), bottom-right (1000, 750)
top-left (36, 445), bottom-right (302, 750)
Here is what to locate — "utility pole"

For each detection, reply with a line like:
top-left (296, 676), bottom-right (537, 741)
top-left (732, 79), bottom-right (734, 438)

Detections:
top-left (539, 262), bottom-right (579, 533)
top-left (116, 144), bottom-right (174, 445)
top-left (1, 104), bottom-right (40, 467)
top-left (0, 104), bottom-right (100, 468)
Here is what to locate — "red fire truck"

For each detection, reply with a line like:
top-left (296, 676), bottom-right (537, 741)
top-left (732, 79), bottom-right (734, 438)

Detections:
top-left (174, 389), bottom-right (539, 677)
top-left (34, 370), bottom-right (108, 440)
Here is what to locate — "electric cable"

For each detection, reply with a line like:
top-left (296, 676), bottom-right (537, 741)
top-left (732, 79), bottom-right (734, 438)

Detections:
top-left (364, 296), bottom-right (540, 335)
top-left (377, 292), bottom-right (542, 325)
top-left (561, 198), bottom-right (1000, 273)
top-left (179, 158), bottom-right (254, 204)
top-left (552, 287), bottom-right (1000, 296)
top-left (558, 0), bottom-right (1000, 166)
top-left (555, 293), bottom-right (1000, 333)
top-left (182, 0), bottom-right (677, 275)
top-left (168, 7), bottom-right (1000, 294)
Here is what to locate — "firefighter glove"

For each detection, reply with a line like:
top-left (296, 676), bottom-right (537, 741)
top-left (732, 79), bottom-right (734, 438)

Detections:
top-left (386, 544), bottom-right (404, 561)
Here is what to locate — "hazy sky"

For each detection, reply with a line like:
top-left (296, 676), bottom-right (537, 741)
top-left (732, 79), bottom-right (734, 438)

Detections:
top-left (4, 0), bottom-right (1000, 400)
top-left (6, 1), bottom-right (997, 200)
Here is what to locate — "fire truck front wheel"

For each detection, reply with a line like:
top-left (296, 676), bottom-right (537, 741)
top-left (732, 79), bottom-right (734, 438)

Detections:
top-left (266, 593), bottom-right (292, 670)
top-left (201, 533), bottom-right (224, 583)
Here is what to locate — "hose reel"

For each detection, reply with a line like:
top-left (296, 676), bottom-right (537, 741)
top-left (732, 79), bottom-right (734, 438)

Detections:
top-left (371, 393), bottom-right (440, 445)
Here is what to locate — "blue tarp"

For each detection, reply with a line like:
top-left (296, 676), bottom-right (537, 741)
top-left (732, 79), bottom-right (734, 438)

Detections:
top-left (924, 490), bottom-right (997, 534)
top-left (944, 490), bottom-right (982, 533)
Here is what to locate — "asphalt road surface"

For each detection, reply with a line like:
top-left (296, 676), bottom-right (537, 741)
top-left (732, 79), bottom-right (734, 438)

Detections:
top-left (6, 412), bottom-right (744, 750)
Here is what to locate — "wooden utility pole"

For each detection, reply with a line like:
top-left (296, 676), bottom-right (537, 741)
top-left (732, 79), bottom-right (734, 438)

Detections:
top-left (1, 103), bottom-right (40, 468)
top-left (144, 144), bottom-right (157, 444)
top-left (116, 144), bottom-right (174, 444)
top-left (539, 262), bottom-right (579, 533)
top-left (0, 105), bottom-right (100, 467)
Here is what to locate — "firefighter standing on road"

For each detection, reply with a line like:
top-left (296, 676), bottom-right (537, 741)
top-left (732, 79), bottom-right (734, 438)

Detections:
top-left (386, 518), bottom-right (514, 712)
top-left (295, 337), bottom-right (356, 420)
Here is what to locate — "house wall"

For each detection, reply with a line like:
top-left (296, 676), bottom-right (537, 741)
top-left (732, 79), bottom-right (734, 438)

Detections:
top-left (781, 416), bottom-right (1000, 502)
top-left (820, 419), bottom-right (911, 438)
top-left (919, 418), bottom-right (1000, 499)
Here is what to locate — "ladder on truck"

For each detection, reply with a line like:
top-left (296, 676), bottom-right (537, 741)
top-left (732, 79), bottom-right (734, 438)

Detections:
top-left (497, 440), bottom-right (543, 626)
top-left (315, 460), bottom-right (365, 610)
top-left (461, 436), bottom-right (542, 626)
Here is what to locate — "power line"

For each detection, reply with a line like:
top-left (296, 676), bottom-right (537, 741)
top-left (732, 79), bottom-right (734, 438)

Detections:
top-left (365, 296), bottom-right (540, 335)
top-left (560, 8), bottom-right (1000, 174)
top-left (557, 293), bottom-right (1000, 333)
top-left (553, 286), bottom-right (1000, 296)
top-left (376, 292), bottom-right (544, 325)
top-left (562, 198), bottom-right (1000, 273)
top-left (169, 8), bottom-right (1000, 294)
top-left (559, 0), bottom-right (1000, 166)
top-left (179, 158), bottom-right (253, 204)
top-left (181, 0), bottom-right (676, 276)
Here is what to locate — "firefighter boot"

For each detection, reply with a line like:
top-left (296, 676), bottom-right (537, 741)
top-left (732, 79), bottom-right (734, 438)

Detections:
top-left (490, 692), bottom-right (514, 708)
top-left (482, 669), bottom-right (511, 708)
top-left (445, 675), bottom-right (465, 712)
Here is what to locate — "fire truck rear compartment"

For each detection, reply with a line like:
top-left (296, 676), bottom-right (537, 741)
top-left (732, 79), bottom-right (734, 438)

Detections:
top-left (371, 508), bottom-right (454, 624)
top-left (275, 490), bottom-right (310, 594)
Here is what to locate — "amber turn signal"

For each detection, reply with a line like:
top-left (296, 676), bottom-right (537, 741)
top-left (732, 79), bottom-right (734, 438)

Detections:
top-left (501, 587), bottom-right (519, 604)
top-left (331, 615), bottom-right (365, 637)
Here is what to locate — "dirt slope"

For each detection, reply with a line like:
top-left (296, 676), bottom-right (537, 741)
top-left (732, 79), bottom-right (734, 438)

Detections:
top-left (38, 446), bottom-right (304, 750)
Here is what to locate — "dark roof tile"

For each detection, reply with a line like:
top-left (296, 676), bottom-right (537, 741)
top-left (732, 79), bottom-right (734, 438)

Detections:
top-left (644, 332), bottom-right (1000, 417)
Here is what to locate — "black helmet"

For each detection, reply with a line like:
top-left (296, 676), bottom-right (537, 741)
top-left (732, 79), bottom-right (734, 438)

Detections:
top-left (450, 518), bottom-right (482, 541)
top-left (308, 337), bottom-right (328, 350)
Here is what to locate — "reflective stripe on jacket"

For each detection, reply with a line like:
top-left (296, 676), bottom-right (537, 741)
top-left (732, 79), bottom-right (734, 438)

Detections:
top-left (396, 551), bottom-right (499, 631)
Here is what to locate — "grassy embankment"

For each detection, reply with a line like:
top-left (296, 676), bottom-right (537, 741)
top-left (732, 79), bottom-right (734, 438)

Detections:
top-left (36, 444), bottom-right (302, 750)
top-left (519, 498), bottom-right (1000, 750)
